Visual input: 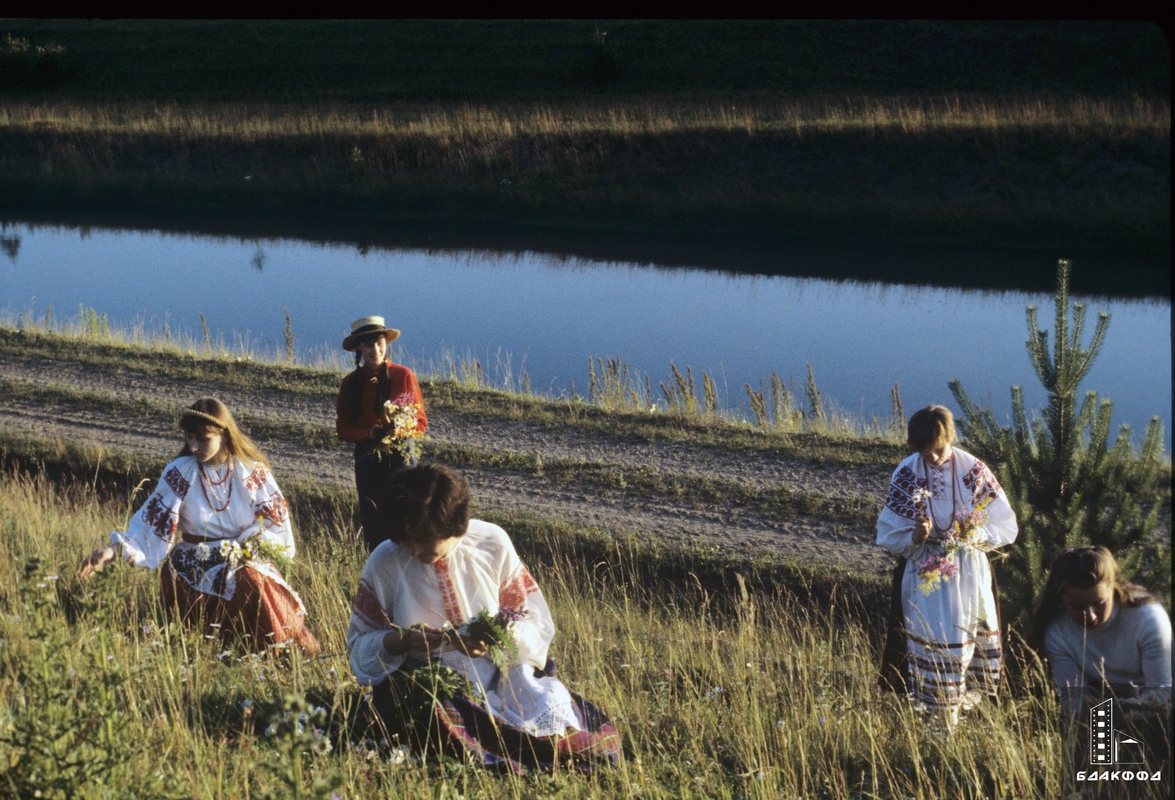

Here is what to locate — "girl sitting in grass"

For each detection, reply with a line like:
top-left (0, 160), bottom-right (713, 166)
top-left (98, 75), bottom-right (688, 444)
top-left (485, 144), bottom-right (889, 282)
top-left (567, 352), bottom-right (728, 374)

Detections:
top-left (346, 462), bottom-right (620, 771)
top-left (79, 397), bottom-right (319, 655)
top-left (1028, 546), bottom-right (1171, 777)
top-left (1029, 545), bottom-right (1171, 715)
top-left (876, 405), bottom-right (1018, 728)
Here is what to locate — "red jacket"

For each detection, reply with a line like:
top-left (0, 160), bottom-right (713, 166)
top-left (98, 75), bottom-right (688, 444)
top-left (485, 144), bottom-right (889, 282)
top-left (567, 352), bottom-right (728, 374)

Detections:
top-left (336, 361), bottom-right (428, 444)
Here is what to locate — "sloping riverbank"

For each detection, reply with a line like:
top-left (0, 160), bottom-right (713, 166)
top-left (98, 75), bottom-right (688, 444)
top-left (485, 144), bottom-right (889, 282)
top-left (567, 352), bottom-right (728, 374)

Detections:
top-left (0, 326), bottom-right (902, 575)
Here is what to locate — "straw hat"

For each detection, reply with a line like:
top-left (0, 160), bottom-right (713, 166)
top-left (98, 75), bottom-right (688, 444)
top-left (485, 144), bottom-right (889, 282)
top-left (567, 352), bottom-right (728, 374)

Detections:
top-left (342, 316), bottom-right (401, 351)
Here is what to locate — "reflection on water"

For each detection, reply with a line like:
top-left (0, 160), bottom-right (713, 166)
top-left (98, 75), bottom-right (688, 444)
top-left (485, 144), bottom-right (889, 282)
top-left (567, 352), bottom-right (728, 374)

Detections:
top-left (0, 221), bottom-right (1170, 450)
top-left (1, 234), bottom-right (19, 261)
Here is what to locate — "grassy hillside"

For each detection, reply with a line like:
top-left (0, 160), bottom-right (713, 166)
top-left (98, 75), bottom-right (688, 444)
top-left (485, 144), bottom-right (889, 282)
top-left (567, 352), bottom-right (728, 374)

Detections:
top-left (0, 448), bottom-right (1118, 800)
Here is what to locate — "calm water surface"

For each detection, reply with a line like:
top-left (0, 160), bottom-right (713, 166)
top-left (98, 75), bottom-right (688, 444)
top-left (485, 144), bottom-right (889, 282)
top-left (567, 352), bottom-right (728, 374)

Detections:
top-left (1, 222), bottom-right (1170, 450)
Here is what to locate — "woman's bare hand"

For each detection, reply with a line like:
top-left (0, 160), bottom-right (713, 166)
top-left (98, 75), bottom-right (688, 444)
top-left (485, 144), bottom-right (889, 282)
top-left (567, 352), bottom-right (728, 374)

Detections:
top-left (449, 636), bottom-right (490, 658)
top-left (912, 516), bottom-right (932, 545)
top-left (384, 625), bottom-right (445, 659)
top-left (79, 546), bottom-right (116, 580)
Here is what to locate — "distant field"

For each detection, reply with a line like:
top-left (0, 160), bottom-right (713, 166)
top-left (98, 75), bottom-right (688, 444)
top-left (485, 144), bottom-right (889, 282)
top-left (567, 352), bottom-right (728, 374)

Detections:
top-left (0, 20), bottom-right (1169, 262)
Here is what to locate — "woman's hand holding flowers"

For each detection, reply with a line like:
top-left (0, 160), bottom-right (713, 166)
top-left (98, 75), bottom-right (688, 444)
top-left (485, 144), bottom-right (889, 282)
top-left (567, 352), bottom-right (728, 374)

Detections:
top-left (912, 516), bottom-right (932, 545)
top-left (445, 632), bottom-right (490, 658)
top-left (384, 624), bottom-right (446, 660)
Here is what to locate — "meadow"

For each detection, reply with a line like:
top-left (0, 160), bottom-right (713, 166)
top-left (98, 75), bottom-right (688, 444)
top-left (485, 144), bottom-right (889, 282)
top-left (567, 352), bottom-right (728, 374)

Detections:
top-left (0, 460), bottom-right (1116, 800)
top-left (1, 93), bottom-right (1167, 258)
top-left (0, 310), bottom-right (1170, 798)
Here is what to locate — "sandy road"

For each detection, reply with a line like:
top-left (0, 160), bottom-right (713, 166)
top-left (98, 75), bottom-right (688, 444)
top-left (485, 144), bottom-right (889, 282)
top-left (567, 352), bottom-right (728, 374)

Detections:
top-left (1, 351), bottom-right (895, 573)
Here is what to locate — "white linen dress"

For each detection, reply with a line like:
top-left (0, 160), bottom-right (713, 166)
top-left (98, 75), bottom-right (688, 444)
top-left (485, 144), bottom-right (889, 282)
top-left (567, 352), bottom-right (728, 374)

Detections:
top-left (876, 447), bottom-right (1018, 712)
top-left (347, 519), bottom-right (580, 738)
top-left (111, 455), bottom-right (306, 613)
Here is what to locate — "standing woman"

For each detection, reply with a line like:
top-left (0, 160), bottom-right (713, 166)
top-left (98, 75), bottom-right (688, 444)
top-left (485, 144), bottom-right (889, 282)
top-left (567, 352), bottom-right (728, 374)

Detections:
top-left (79, 397), bottom-right (319, 655)
top-left (336, 315), bottom-right (428, 552)
top-left (876, 405), bottom-right (1018, 728)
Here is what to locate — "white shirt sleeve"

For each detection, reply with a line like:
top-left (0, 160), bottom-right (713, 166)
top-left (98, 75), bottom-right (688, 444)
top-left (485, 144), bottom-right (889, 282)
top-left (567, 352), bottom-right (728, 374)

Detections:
top-left (968, 460), bottom-right (1018, 547)
top-left (1137, 603), bottom-right (1173, 705)
top-left (111, 458), bottom-right (192, 569)
top-left (876, 506), bottom-right (924, 561)
top-left (497, 540), bottom-right (555, 670)
top-left (243, 465), bottom-right (295, 558)
top-left (347, 551), bottom-right (405, 685)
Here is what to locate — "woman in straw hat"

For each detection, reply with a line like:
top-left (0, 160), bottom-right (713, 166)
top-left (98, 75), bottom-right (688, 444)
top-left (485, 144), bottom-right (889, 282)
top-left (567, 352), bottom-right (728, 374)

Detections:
top-left (79, 398), bottom-right (319, 655)
top-left (337, 315), bottom-right (428, 552)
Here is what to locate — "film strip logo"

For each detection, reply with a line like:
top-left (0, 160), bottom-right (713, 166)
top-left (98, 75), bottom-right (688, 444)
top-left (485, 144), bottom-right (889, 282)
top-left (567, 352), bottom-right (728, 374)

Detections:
top-left (1090, 699), bottom-right (1145, 765)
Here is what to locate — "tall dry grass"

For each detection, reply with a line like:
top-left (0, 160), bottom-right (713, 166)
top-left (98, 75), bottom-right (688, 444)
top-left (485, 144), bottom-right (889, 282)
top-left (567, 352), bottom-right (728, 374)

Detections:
top-left (0, 94), bottom-right (1168, 139)
top-left (2, 93), bottom-right (1167, 253)
top-left (1, 468), bottom-right (1142, 798)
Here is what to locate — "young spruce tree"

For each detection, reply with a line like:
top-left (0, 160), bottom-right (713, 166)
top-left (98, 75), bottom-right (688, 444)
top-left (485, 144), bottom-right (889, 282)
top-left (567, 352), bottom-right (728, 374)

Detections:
top-left (949, 259), bottom-right (1169, 628)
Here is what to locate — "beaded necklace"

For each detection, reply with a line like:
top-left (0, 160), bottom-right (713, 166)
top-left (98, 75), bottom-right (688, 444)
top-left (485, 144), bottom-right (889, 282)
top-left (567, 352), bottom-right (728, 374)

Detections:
top-left (922, 451), bottom-right (957, 537)
top-left (199, 456), bottom-right (234, 512)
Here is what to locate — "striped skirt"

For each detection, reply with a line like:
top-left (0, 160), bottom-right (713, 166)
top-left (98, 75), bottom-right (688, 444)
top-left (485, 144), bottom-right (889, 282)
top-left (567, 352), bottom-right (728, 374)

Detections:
top-left (906, 627), bottom-right (1003, 709)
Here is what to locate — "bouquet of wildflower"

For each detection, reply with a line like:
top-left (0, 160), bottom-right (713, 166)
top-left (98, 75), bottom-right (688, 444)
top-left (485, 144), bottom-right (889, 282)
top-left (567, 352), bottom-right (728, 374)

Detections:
top-left (447, 608), bottom-right (522, 669)
top-left (916, 553), bottom-right (959, 595)
top-left (914, 496), bottom-right (992, 595)
top-left (379, 393), bottom-right (428, 460)
top-left (195, 525), bottom-right (293, 577)
top-left (241, 535), bottom-right (294, 576)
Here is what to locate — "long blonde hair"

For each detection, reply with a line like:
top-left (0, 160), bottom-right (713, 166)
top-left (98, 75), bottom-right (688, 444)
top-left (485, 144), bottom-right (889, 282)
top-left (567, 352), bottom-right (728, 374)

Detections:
top-left (177, 397), bottom-right (269, 468)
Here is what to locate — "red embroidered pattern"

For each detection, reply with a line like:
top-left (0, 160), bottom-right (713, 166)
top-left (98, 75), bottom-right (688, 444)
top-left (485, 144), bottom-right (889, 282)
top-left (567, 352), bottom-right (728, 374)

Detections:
top-left (141, 494), bottom-right (178, 542)
top-left (885, 465), bottom-right (928, 519)
top-left (256, 493), bottom-right (289, 524)
top-left (244, 467), bottom-right (269, 491)
top-left (963, 461), bottom-right (1001, 505)
top-left (433, 558), bottom-right (465, 625)
top-left (499, 564), bottom-right (539, 611)
top-left (352, 578), bottom-right (392, 629)
top-left (164, 467), bottom-right (190, 498)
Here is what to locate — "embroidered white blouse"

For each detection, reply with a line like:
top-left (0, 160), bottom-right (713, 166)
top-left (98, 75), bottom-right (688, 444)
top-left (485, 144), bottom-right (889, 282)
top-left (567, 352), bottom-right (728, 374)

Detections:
top-left (347, 519), bottom-right (580, 737)
top-left (110, 455), bottom-right (299, 603)
top-left (876, 447), bottom-right (1018, 643)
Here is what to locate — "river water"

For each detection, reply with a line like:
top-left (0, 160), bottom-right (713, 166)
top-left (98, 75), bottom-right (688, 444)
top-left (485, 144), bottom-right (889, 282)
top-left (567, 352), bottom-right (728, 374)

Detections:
top-left (1, 221), bottom-right (1169, 450)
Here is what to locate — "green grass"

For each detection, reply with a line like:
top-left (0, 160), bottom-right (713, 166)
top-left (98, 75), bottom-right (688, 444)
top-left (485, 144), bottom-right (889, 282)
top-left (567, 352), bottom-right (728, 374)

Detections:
top-left (0, 446), bottom-right (1146, 798)
top-left (1, 93), bottom-right (1167, 257)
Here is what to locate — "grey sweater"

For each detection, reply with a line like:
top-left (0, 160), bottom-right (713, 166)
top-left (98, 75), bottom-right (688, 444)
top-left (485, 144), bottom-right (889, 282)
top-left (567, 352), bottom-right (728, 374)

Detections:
top-left (1043, 600), bottom-right (1172, 714)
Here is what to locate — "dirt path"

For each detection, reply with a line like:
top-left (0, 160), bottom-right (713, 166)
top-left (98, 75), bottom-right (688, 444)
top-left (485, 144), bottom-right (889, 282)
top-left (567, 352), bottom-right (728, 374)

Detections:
top-left (1, 351), bottom-right (895, 573)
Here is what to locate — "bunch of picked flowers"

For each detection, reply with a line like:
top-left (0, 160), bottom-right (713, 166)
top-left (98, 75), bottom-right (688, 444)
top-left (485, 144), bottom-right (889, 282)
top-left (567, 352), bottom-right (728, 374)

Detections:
top-left (914, 495), bottom-right (993, 596)
top-left (195, 527), bottom-right (292, 576)
top-left (380, 393), bottom-right (428, 460)
top-left (447, 608), bottom-right (522, 669)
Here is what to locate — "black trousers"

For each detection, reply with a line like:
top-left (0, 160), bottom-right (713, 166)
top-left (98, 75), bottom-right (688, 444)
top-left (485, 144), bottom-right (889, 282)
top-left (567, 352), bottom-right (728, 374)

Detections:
top-left (354, 441), bottom-right (409, 553)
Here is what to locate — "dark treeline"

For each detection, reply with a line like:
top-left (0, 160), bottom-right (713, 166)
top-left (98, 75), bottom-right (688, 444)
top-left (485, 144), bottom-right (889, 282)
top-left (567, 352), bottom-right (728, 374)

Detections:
top-left (1, 19), bottom-right (1168, 100)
